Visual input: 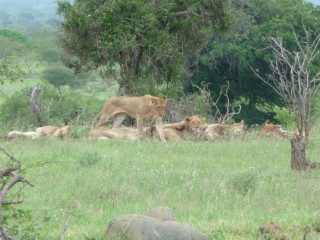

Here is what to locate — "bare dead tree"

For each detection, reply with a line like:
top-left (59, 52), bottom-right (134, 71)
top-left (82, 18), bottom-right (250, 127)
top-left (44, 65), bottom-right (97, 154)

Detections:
top-left (254, 26), bottom-right (320, 170)
top-left (29, 85), bottom-right (43, 126)
top-left (165, 82), bottom-right (241, 124)
top-left (0, 147), bottom-right (34, 239)
top-left (210, 82), bottom-right (242, 124)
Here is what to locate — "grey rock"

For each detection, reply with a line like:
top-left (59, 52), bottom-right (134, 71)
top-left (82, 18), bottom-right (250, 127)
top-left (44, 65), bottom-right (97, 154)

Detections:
top-left (106, 214), bottom-right (210, 240)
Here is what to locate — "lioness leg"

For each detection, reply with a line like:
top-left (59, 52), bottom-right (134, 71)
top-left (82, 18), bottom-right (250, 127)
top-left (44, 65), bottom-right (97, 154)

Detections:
top-left (96, 115), bottom-right (108, 127)
top-left (96, 110), bottom-right (115, 127)
top-left (112, 113), bottom-right (126, 128)
top-left (155, 119), bottom-right (166, 142)
top-left (136, 116), bottom-right (145, 139)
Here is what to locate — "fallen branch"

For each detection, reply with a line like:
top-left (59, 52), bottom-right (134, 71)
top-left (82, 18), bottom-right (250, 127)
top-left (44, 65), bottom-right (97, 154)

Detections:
top-left (1, 199), bottom-right (25, 206)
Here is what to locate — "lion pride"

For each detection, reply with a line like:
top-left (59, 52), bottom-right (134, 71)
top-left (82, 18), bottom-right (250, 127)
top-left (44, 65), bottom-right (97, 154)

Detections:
top-left (92, 94), bottom-right (168, 142)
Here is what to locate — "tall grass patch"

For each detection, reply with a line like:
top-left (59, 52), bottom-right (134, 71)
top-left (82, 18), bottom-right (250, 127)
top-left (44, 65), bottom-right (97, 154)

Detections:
top-left (1, 136), bottom-right (320, 239)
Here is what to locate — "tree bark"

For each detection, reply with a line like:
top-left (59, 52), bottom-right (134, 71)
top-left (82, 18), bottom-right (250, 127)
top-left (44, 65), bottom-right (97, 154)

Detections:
top-left (291, 136), bottom-right (320, 170)
top-left (29, 85), bottom-right (43, 126)
top-left (291, 136), bottom-right (308, 170)
top-left (0, 226), bottom-right (13, 240)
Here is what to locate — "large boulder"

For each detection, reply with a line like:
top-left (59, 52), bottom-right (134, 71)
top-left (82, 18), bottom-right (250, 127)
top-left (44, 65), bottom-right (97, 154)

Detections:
top-left (106, 214), bottom-right (210, 240)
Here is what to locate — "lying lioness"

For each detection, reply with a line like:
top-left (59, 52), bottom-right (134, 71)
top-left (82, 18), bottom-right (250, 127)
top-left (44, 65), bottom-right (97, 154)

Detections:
top-left (88, 126), bottom-right (139, 141)
top-left (34, 125), bottom-right (69, 139)
top-left (146, 115), bottom-right (206, 141)
top-left (7, 125), bottom-right (69, 140)
top-left (6, 131), bottom-right (36, 140)
top-left (260, 122), bottom-right (285, 138)
top-left (92, 94), bottom-right (168, 142)
top-left (205, 120), bottom-right (244, 140)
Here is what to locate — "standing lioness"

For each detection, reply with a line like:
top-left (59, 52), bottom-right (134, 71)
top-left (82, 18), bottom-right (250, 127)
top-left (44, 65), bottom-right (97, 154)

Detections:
top-left (92, 94), bottom-right (168, 142)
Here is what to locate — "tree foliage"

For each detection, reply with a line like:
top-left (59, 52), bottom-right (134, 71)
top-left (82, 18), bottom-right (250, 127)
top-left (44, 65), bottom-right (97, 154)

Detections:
top-left (0, 29), bottom-right (30, 82)
top-left (57, 0), bottom-right (228, 95)
top-left (42, 64), bottom-right (86, 88)
top-left (0, 28), bottom-right (27, 42)
top-left (186, 0), bottom-right (320, 124)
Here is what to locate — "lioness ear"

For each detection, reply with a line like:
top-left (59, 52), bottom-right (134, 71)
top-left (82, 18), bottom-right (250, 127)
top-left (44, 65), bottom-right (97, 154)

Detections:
top-left (162, 96), bottom-right (168, 103)
top-left (185, 117), bottom-right (191, 122)
top-left (150, 98), bottom-right (158, 105)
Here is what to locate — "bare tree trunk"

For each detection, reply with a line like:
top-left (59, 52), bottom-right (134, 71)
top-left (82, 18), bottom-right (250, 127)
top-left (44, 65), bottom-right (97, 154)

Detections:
top-left (291, 136), bottom-right (308, 170)
top-left (29, 85), bottom-right (43, 126)
top-left (290, 136), bottom-right (320, 170)
top-left (0, 226), bottom-right (13, 240)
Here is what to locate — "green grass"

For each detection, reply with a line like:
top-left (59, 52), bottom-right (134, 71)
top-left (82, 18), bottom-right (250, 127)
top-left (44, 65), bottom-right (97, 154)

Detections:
top-left (2, 135), bottom-right (320, 239)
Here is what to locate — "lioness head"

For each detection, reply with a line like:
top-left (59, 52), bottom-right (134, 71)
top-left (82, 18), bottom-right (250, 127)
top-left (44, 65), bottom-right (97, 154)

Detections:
top-left (184, 115), bottom-right (206, 132)
top-left (150, 96), bottom-right (168, 117)
top-left (230, 120), bottom-right (245, 135)
top-left (261, 123), bottom-right (283, 133)
top-left (260, 123), bottom-right (284, 137)
top-left (53, 126), bottom-right (70, 138)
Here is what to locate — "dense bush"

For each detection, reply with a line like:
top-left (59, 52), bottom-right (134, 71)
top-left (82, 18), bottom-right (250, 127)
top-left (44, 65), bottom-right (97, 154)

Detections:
top-left (42, 64), bottom-right (86, 88)
top-left (230, 168), bottom-right (259, 195)
top-left (0, 83), bottom-right (103, 129)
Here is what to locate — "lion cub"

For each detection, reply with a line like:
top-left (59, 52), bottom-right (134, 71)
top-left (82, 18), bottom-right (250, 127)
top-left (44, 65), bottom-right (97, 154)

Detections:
top-left (92, 94), bottom-right (168, 142)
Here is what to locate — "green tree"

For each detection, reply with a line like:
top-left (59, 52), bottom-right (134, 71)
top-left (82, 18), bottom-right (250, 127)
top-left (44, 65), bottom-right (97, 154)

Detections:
top-left (57, 0), bottom-right (228, 96)
top-left (186, 0), bottom-right (320, 124)
top-left (42, 64), bottom-right (87, 89)
top-left (0, 28), bottom-right (27, 43)
top-left (0, 29), bottom-right (29, 82)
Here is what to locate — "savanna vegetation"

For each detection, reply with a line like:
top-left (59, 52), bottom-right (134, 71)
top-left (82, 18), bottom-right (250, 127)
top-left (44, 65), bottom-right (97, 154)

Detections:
top-left (1, 0), bottom-right (320, 239)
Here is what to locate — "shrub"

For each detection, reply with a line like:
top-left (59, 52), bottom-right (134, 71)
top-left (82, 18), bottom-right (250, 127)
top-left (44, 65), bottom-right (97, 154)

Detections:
top-left (273, 106), bottom-right (295, 126)
top-left (230, 168), bottom-right (259, 195)
top-left (79, 152), bottom-right (101, 168)
top-left (0, 84), bottom-right (104, 128)
top-left (42, 64), bottom-right (86, 88)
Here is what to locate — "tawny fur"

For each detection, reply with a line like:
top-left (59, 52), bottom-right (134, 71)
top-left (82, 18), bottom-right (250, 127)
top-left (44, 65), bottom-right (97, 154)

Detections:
top-left (35, 125), bottom-right (69, 139)
top-left (92, 94), bottom-right (168, 142)
top-left (205, 120), bottom-right (244, 140)
top-left (88, 126), bottom-right (140, 141)
top-left (146, 115), bottom-right (206, 141)
top-left (260, 123), bottom-right (285, 138)
top-left (7, 131), bottom-right (36, 140)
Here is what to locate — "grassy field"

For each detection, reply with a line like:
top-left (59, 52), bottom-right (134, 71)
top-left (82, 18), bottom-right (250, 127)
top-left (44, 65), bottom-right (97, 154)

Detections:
top-left (2, 134), bottom-right (320, 239)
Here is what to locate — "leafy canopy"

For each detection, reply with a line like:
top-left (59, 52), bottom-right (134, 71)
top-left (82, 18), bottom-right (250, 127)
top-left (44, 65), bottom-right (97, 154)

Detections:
top-left (57, 0), bottom-right (228, 95)
top-left (186, 0), bottom-right (320, 124)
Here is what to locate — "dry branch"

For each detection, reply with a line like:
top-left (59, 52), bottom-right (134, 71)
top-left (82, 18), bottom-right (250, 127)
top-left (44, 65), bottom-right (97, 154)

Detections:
top-left (1, 200), bottom-right (25, 206)
top-left (165, 82), bottom-right (241, 124)
top-left (253, 27), bottom-right (320, 142)
top-left (0, 147), bottom-right (34, 239)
